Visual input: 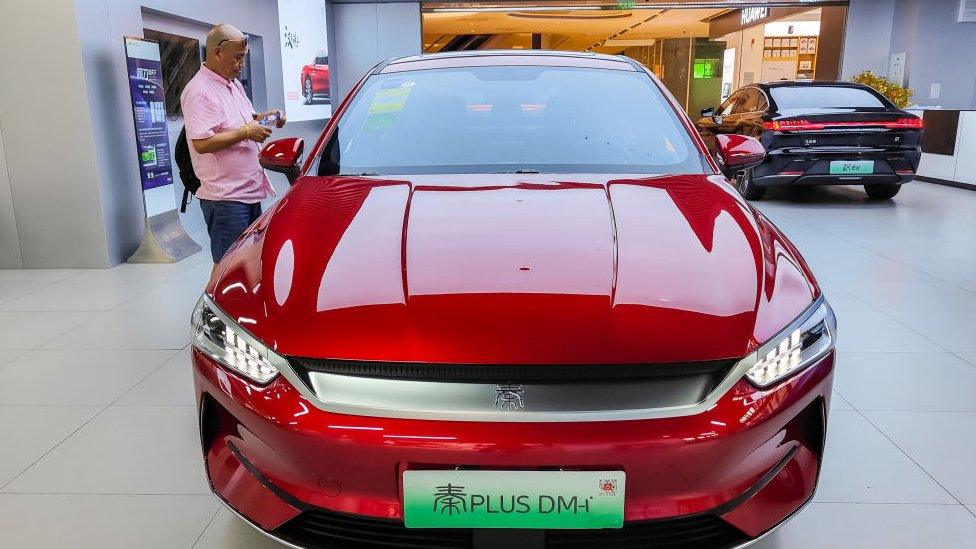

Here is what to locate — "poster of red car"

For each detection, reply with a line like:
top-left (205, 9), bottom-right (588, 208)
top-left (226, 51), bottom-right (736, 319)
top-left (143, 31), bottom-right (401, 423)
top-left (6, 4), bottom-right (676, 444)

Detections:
top-left (278, 0), bottom-right (332, 121)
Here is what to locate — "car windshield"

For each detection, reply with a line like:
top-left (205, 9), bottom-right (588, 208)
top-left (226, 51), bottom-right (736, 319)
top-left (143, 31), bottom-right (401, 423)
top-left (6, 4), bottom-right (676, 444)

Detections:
top-left (769, 86), bottom-right (887, 115)
top-left (317, 65), bottom-right (704, 175)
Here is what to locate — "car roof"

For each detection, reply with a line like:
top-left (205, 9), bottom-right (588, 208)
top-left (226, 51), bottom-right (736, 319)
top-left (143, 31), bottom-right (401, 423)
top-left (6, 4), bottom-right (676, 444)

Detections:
top-left (378, 50), bottom-right (639, 74)
top-left (758, 81), bottom-right (871, 89)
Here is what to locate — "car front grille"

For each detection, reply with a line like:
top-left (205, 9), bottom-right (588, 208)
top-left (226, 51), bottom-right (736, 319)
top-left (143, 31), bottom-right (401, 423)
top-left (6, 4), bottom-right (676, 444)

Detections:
top-left (289, 357), bottom-right (738, 384)
top-left (272, 508), bottom-right (751, 549)
top-left (273, 509), bottom-right (468, 548)
top-left (285, 357), bottom-right (742, 421)
top-left (546, 514), bottom-right (751, 548)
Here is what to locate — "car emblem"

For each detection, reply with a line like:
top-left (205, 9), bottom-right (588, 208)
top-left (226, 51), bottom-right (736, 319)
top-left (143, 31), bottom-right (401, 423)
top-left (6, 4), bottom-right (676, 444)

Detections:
top-left (494, 384), bottom-right (525, 411)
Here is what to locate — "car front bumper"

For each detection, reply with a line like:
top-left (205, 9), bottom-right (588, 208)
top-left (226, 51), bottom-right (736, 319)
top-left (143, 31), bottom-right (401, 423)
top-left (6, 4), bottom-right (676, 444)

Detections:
top-left (193, 349), bottom-right (834, 548)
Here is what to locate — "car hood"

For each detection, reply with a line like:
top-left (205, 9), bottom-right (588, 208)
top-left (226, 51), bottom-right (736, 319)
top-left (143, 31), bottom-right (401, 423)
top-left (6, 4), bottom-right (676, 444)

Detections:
top-left (209, 173), bottom-right (817, 363)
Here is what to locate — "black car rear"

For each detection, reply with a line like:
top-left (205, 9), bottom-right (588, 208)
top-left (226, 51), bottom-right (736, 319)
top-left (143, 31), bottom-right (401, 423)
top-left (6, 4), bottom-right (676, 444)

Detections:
top-left (697, 82), bottom-right (922, 200)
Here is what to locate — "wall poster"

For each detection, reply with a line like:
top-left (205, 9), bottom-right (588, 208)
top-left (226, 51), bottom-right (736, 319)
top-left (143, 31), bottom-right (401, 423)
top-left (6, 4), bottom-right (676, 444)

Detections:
top-left (278, 0), bottom-right (332, 121)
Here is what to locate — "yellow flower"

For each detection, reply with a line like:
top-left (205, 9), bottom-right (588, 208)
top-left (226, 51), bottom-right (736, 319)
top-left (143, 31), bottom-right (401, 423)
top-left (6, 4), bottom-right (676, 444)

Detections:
top-left (851, 71), bottom-right (914, 108)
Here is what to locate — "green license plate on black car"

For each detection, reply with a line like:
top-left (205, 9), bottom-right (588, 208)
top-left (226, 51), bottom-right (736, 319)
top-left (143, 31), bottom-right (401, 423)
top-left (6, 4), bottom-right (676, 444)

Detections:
top-left (830, 160), bottom-right (875, 175)
top-left (403, 470), bottom-right (625, 529)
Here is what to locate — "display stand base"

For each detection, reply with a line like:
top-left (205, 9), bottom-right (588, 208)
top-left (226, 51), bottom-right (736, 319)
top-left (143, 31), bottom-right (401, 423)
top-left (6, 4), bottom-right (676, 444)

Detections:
top-left (127, 209), bottom-right (202, 263)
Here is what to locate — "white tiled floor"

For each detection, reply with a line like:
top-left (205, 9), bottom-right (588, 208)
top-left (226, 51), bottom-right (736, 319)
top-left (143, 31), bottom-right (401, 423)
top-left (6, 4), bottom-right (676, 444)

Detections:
top-left (1, 182), bottom-right (976, 547)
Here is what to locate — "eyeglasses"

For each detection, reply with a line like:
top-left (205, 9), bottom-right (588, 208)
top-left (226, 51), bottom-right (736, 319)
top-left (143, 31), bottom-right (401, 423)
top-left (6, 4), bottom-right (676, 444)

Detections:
top-left (216, 36), bottom-right (248, 48)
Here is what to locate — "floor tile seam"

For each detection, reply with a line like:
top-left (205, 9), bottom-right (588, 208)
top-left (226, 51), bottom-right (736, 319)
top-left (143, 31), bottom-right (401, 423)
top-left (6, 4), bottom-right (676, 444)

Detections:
top-left (853, 408), bottom-right (968, 507)
top-left (0, 403), bottom-right (198, 408)
top-left (870, 308), bottom-right (955, 354)
top-left (79, 277), bottom-right (184, 315)
top-left (830, 388), bottom-right (854, 410)
top-left (36, 266), bottom-right (208, 344)
top-left (0, 349), bottom-right (30, 374)
top-left (0, 306), bottom-right (134, 313)
top-left (104, 347), bottom-right (189, 410)
top-left (820, 284), bottom-right (877, 310)
top-left (0, 279), bottom-right (169, 312)
top-left (0, 277), bottom-right (64, 306)
top-left (0, 346), bottom-right (185, 407)
top-left (868, 303), bottom-right (976, 317)
top-left (30, 313), bottom-right (106, 354)
top-left (948, 350), bottom-right (976, 370)
top-left (0, 403), bottom-right (114, 493)
top-left (810, 500), bottom-right (968, 506)
top-left (191, 507), bottom-right (223, 549)
top-left (808, 224), bottom-right (956, 285)
top-left (837, 350), bottom-right (953, 355)
top-left (833, 407), bottom-right (976, 413)
top-left (63, 251), bottom-right (211, 286)
top-left (108, 404), bottom-right (198, 408)
top-left (38, 344), bottom-right (191, 351)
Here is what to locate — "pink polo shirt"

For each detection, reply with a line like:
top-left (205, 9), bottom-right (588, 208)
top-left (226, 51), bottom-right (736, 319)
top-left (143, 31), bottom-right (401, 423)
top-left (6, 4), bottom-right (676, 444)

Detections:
top-left (180, 66), bottom-right (275, 203)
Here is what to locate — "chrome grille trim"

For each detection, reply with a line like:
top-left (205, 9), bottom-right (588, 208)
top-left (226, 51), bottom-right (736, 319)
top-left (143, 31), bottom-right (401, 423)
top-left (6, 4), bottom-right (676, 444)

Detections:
top-left (267, 297), bottom-right (830, 422)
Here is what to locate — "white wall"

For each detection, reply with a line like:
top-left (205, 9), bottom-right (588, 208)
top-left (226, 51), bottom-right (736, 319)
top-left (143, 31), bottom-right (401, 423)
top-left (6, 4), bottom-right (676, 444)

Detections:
top-left (719, 30), bottom-right (743, 93)
top-left (0, 123), bottom-right (23, 268)
top-left (840, 0), bottom-right (896, 78)
top-left (738, 24), bottom-right (766, 86)
top-left (333, 2), bottom-right (422, 101)
top-left (843, 0), bottom-right (976, 109)
top-left (0, 0), bottom-right (112, 268)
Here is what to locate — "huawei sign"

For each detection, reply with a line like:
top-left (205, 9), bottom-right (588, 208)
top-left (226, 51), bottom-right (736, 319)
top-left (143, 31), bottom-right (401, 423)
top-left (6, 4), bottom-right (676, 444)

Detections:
top-left (741, 7), bottom-right (770, 25)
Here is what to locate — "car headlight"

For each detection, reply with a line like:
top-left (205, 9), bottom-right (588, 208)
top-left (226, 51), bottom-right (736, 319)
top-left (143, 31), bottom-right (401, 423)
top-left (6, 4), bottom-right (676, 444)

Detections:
top-left (745, 299), bottom-right (836, 388)
top-left (191, 295), bottom-right (282, 385)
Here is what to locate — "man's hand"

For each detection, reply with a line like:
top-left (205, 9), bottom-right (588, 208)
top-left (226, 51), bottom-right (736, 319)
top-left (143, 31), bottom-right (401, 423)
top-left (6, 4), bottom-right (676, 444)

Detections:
top-left (255, 109), bottom-right (287, 128)
top-left (242, 121), bottom-right (272, 143)
top-left (192, 122), bottom-right (269, 154)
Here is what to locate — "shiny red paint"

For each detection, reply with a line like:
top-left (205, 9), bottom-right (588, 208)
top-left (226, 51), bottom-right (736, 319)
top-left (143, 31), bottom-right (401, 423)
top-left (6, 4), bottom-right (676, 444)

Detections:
top-left (209, 173), bottom-right (816, 363)
top-left (207, 439), bottom-right (300, 529)
top-left (716, 134), bottom-right (767, 168)
top-left (197, 51), bottom-right (833, 545)
top-left (194, 348), bottom-right (832, 524)
top-left (258, 137), bottom-right (304, 169)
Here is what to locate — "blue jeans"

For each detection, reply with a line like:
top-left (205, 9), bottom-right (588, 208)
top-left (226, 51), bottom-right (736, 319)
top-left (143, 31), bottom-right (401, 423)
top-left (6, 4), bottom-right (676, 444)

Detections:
top-left (199, 199), bottom-right (262, 262)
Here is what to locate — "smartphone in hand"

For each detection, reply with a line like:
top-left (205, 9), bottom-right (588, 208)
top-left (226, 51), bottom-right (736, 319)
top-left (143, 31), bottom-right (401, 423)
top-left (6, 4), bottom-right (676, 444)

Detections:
top-left (258, 112), bottom-right (279, 127)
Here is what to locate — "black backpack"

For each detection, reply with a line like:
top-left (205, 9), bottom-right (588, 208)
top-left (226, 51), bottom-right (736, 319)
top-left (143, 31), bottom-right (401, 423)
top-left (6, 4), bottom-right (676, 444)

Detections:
top-left (175, 126), bottom-right (201, 212)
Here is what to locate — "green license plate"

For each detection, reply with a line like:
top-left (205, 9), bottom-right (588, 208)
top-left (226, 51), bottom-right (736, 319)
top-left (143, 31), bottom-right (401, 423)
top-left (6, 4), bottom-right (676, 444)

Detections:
top-left (403, 470), bottom-right (625, 529)
top-left (830, 160), bottom-right (875, 175)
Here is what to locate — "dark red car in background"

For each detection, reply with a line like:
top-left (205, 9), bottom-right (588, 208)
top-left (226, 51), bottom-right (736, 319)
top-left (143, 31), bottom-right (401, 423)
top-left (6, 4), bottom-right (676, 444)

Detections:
top-left (193, 51), bottom-right (836, 548)
top-left (301, 50), bottom-right (330, 104)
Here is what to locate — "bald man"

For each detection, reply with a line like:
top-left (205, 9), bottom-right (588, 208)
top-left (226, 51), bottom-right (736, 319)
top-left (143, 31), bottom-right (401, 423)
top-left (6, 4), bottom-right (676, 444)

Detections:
top-left (180, 23), bottom-right (287, 262)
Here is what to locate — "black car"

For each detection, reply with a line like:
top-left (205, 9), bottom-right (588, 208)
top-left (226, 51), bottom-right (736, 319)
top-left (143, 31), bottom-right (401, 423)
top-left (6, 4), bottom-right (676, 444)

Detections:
top-left (696, 81), bottom-right (923, 200)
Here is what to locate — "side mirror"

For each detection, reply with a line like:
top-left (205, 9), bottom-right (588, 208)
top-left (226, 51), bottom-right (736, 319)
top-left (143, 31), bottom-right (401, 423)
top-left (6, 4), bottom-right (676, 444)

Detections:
top-left (715, 134), bottom-right (766, 168)
top-left (701, 107), bottom-right (716, 118)
top-left (259, 137), bottom-right (304, 185)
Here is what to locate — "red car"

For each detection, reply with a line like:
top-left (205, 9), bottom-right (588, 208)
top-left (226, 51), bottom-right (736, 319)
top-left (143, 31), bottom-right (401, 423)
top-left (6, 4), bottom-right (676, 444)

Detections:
top-left (301, 50), bottom-right (330, 104)
top-left (193, 51), bottom-right (836, 548)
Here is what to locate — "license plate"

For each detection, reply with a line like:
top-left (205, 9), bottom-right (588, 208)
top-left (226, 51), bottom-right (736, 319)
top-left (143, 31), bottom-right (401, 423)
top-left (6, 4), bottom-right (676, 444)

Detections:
top-left (403, 470), bottom-right (625, 529)
top-left (830, 160), bottom-right (874, 175)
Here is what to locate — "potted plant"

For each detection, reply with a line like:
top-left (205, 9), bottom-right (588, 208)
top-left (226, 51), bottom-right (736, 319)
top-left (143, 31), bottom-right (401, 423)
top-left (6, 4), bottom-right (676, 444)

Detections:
top-left (851, 71), bottom-right (915, 108)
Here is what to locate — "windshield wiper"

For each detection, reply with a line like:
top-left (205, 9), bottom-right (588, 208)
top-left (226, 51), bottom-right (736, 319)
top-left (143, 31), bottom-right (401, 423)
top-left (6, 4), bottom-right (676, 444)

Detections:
top-left (338, 172), bottom-right (379, 176)
top-left (496, 168), bottom-right (541, 174)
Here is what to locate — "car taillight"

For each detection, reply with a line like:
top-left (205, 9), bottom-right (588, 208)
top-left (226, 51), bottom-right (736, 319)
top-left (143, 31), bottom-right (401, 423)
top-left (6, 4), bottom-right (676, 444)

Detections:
top-left (763, 120), bottom-right (825, 131)
top-left (764, 118), bottom-right (923, 131)
top-left (887, 118), bottom-right (924, 129)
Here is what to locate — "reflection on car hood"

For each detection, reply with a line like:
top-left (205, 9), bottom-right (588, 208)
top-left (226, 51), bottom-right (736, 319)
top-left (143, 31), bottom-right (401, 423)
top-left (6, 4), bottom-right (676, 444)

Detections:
top-left (209, 173), bottom-right (817, 363)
